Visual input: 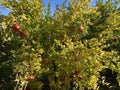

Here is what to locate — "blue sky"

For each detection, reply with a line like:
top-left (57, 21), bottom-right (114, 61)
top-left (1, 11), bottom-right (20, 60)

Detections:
top-left (0, 0), bottom-right (102, 16)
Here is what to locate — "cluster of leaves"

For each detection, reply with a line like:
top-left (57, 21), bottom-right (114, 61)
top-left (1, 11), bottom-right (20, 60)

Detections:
top-left (0, 0), bottom-right (120, 90)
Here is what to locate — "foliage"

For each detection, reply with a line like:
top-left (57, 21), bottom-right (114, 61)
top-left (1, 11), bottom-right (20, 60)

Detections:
top-left (0, 0), bottom-right (120, 90)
